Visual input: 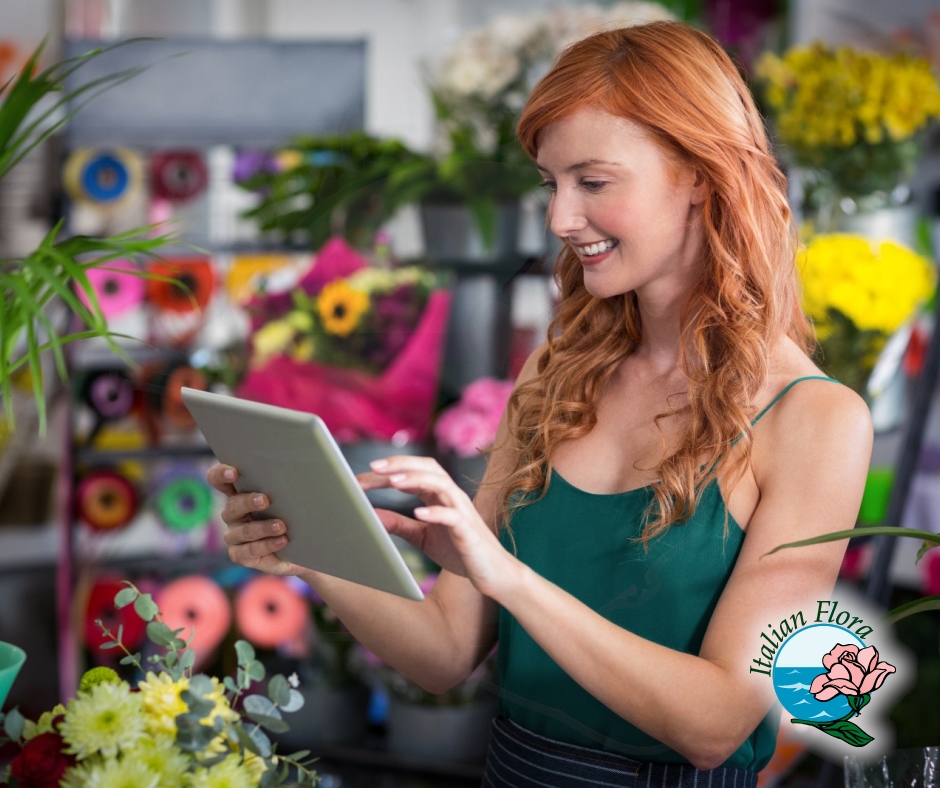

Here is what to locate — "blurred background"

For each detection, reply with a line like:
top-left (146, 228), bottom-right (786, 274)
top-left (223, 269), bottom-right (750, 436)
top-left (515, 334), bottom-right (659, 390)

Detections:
top-left (1, 1), bottom-right (940, 786)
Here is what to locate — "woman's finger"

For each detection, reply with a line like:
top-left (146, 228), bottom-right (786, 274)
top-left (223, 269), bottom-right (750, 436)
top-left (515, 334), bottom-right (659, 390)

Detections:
top-left (370, 456), bottom-right (448, 476)
top-left (227, 539), bottom-right (296, 575)
top-left (206, 464), bottom-right (239, 496)
top-left (223, 517), bottom-right (286, 547)
top-left (387, 469), bottom-right (466, 505)
top-left (221, 492), bottom-right (270, 525)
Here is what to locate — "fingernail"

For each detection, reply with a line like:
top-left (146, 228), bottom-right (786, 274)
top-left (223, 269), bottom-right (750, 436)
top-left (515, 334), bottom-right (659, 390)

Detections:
top-left (371, 459), bottom-right (388, 469)
top-left (223, 469), bottom-right (236, 481)
top-left (272, 521), bottom-right (284, 535)
top-left (273, 536), bottom-right (287, 546)
top-left (414, 507), bottom-right (429, 517)
top-left (390, 473), bottom-right (406, 483)
top-left (254, 494), bottom-right (266, 507)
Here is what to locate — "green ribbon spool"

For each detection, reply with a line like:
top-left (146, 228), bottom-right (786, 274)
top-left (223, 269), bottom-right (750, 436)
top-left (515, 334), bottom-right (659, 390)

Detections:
top-left (154, 477), bottom-right (214, 532)
top-left (859, 468), bottom-right (894, 526)
top-left (0, 641), bottom-right (26, 710)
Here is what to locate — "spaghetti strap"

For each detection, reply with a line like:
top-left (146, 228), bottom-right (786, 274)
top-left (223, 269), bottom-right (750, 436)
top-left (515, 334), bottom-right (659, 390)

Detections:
top-left (750, 375), bottom-right (838, 427)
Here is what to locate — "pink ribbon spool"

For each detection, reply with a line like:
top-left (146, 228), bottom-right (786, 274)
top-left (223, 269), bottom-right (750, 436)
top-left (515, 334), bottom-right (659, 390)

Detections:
top-left (235, 575), bottom-right (309, 650)
top-left (157, 575), bottom-right (232, 671)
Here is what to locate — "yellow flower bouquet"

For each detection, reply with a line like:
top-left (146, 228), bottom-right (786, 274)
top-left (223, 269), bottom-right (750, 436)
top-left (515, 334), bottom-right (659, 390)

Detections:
top-left (0, 583), bottom-right (319, 787)
top-left (799, 234), bottom-right (936, 393)
top-left (757, 43), bottom-right (940, 209)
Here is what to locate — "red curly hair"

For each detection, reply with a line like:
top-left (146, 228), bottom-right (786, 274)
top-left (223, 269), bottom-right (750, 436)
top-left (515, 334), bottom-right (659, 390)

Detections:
top-left (494, 21), bottom-right (814, 543)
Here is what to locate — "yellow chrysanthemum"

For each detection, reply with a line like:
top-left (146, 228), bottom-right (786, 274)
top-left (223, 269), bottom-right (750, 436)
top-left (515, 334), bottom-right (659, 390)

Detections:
top-left (317, 280), bottom-right (370, 336)
top-left (798, 234), bottom-right (935, 335)
top-left (138, 671), bottom-right (190, 737)
top-left (79, 756), bottom-right (161, 788)
top-left (187, 754), bottom-right (255, 788)
top-left (59, 681), bottom-right (146, 760)
top-left (137, 671), bottom-right (237, 749)
top-left (125, 733), bottom-right (192, 787)
top-left (756, 44), bottom-right (940, 152)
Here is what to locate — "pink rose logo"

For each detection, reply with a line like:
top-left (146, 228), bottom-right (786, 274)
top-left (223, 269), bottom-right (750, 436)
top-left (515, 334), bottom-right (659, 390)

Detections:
top-left (791, 642), bottom-right (896, 748)
top-left (809, 644), bottom-right (896, 701)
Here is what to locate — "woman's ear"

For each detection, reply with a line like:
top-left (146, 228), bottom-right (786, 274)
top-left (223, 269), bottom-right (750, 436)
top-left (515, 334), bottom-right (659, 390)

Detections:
top-left (690, 170), bottom-right (708, 206)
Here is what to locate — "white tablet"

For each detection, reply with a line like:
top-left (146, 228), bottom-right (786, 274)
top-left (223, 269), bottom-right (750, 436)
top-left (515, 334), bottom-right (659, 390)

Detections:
top-left (181, 387), bottom-right (424, 601)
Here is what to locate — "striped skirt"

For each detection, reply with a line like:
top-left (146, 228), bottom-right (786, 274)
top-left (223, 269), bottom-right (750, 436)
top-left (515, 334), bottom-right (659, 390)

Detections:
top-left (481, 717), bottom-right (759, 788)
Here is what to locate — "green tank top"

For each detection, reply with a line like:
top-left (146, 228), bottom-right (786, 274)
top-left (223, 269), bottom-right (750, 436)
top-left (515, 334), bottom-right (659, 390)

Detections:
top-left (497, 375), bottom-right (837, 771)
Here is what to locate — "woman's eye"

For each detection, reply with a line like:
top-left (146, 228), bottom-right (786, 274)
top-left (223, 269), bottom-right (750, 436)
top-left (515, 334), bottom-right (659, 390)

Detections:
top-left (539, 180), bottom-right (557, 193)
top-left (581, 180), bottom-right (607, 192)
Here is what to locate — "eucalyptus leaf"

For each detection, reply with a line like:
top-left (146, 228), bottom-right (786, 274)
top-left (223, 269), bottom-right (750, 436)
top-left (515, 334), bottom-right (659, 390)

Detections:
top-left (247, 659), bottom-right (265, 682)
top-left (134, 593), bottom-right (159, 622)
top-left (248, 726), bottom-right (272, 758)
top-left (235, 640), bottom-right (255, 664)
top-left (3, 708), bottom-right (24, 741)
top-left (246, 712), bottom-right (290, 734)
top-left (224, 676), bottom-right (238, 693)
top-left (145, 621), bottom-right (176, 647)
top-left (268, 674), bottom-right (290, 707)
top-left (119, 653), bottom-right (140, 666)
top-left (279, 688), bottom-right (304, 713)
top-left (243, 694), bottom-right (275, 715)
top-left (114, 588), bottom-right (140, 610)
top-left (179, 650), bottom-right (196, 671)
top-left (235, 722), bottom-right (262, 756)
top-left (188, 674), bottom-right (215, 697)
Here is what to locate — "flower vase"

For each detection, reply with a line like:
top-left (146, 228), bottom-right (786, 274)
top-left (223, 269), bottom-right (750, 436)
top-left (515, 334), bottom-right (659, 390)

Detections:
top-left (385, 695), bottom-right (498, 763)
top-left (844, 746), bottom-right (939, 787)
top-left (420, 202), bottom-right (520, 262)
top-left (822, 195), bottom-right (921, 433)
top-left (0, 641), bottom-right (25, 709)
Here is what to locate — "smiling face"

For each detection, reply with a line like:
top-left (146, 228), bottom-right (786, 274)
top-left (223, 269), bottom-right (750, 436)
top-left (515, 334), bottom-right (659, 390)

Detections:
top-left (536, 107), bottom-right (708, 302)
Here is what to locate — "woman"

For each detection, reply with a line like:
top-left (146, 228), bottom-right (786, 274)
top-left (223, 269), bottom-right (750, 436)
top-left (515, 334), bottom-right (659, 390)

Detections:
top-left (209, 21), bottom-right (872, 786)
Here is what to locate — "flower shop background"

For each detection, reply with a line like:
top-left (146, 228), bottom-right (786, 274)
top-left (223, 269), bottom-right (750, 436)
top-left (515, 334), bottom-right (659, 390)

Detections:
top-left (2, 0), bottom-right (940, 786)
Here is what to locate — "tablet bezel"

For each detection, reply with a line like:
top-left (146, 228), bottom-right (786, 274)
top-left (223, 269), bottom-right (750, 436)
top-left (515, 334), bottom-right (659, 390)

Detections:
top-left (181, 387), bottom-right (424, 601)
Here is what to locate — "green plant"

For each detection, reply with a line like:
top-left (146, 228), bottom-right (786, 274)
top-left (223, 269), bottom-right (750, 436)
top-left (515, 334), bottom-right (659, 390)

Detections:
top-left (238, 132), bottom-right (427, 251)
top-left (768, 527), bottom-right (940, 624)
top-left (0, 40), bottom-right (176, 433)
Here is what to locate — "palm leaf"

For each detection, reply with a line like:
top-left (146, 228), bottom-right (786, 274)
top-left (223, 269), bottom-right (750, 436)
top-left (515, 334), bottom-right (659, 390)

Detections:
top-left (884, 595), bottom-right (940, 625)
top-left (765, 526), bottom-right (940, 556)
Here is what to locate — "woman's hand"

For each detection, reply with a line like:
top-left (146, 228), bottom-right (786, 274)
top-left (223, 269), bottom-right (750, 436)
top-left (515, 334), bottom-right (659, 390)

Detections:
top-left (362, 456), bottom-right (521, 600)
top-left (206, 463), bottom-right (301, 576)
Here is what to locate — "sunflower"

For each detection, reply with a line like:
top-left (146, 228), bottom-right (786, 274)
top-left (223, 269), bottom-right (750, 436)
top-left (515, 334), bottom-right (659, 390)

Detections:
top-left (317, 280), bottom-right (370, 336)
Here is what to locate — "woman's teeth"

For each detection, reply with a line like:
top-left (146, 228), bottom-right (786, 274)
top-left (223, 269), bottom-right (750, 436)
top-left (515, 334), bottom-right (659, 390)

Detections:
top-left (575, 239), bottom-right (617, 256)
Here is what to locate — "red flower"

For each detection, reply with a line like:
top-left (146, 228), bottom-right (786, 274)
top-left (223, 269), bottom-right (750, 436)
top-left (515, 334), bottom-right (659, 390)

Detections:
top-left (9, 732), bottom-right (75, 788)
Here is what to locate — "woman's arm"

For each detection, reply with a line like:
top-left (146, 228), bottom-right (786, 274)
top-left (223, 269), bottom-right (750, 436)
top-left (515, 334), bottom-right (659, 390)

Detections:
top-left (377, 378), bottom-right (873, 768)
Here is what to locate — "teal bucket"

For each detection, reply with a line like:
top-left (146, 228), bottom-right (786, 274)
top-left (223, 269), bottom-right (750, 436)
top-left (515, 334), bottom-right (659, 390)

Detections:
top-left (0, 641), bottom-right (26, 709)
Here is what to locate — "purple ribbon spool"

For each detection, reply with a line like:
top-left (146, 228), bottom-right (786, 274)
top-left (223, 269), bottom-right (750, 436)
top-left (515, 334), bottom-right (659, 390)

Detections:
top-left (86, 370), bottom-right (135, 420)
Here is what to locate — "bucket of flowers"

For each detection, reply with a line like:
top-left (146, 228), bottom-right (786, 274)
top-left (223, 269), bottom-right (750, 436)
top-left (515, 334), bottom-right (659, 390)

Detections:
top-left (0, 583), bottom-right (319, 787)
top-left (756, 42), bottom-right (940, 224)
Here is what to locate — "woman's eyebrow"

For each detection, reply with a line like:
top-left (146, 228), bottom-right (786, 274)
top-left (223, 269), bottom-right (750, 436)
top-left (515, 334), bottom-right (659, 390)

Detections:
top-left (536, 159), bottom-right (623, 174)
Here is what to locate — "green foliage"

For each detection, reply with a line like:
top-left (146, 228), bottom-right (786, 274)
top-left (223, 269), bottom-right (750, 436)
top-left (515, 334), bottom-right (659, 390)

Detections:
top-left (0, 39), bottom-right (177, 434)
top-left (99, 580), bottom-right (321, 785)
top-left (240, 132), bottom-right (427, 251)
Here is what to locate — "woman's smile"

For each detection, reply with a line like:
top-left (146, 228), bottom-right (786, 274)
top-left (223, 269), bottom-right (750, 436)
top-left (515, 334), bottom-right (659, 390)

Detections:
top-left (572, 238), bottom-right (620, 265)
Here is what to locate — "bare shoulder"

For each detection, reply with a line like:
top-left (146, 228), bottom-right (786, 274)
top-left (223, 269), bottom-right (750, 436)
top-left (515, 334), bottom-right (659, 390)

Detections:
top-left (753, 337), bottom-right (873, 497)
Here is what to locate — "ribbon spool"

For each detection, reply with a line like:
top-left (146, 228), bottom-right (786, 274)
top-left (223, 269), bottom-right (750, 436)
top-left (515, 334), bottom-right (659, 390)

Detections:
top-left (153, 476), bottom-right (214, 533)
top-left (77, 259), bottom-right (145, 321)
top-left (235, 575), bottom-right (309, 650)
top-left (147, 258), bottom-right (215, 314)
top-left (64, 148), bottom-right (143, 207)
top-left (84, 577), bottom-right (147, 655)
top-left (81, 369), bottom-right (136, 422)
top-left (142, 362), bottom-right (206, 430)
top-left (76, 470), bottom-right (139, 532)
top-left (150, 150), bottom-right (208, 202)
top-left (157, 576), bottom-right (232, 670)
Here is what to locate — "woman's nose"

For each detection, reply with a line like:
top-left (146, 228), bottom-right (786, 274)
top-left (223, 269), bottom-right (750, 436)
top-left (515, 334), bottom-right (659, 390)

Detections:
top-left (548, 192), bottom-right (587, 239)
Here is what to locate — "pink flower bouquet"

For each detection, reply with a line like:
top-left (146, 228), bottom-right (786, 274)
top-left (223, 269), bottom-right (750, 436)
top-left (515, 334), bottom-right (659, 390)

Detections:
top-left (237, 237), bottom-right (451, 443)
top-left (434, 378), bottom-right (514, 458)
